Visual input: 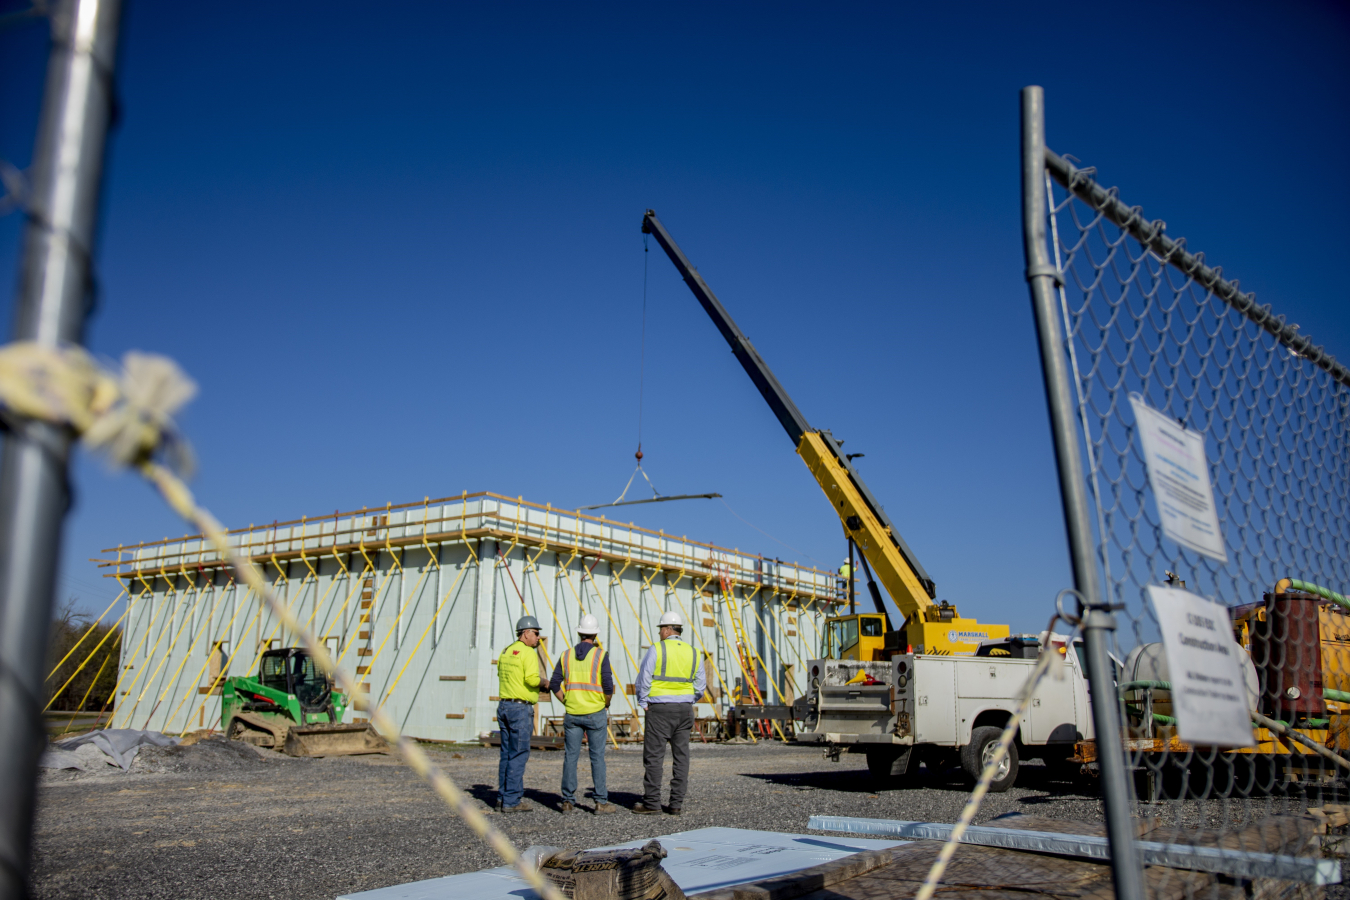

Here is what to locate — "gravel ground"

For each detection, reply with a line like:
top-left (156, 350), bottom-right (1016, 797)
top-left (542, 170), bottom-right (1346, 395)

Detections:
top-left (32, 738), bottom-right (1105, 899)
top-left (30, 738), bottom-right (1345, 900)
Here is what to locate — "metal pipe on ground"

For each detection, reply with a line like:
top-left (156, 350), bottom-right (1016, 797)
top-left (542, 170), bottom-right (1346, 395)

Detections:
top-left (808, 817), bottom-right (1341, 885)
top-left (0, 2), bottom-right (122, 896)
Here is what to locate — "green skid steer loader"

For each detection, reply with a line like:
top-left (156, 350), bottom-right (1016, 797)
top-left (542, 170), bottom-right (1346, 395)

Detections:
top-left (222, 648), bottom-right (388, 757)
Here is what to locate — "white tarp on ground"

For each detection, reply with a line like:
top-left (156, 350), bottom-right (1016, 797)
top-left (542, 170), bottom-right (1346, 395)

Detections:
top-left (40, 729), bottom-right (179, 772)
top-left (336, 826), bottom-right (905, 900)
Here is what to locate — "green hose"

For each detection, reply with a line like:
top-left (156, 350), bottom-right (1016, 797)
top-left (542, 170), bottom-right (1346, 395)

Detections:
top-left (1283, 578), bottom-right (1350, 612)
top-left (1119, 680), bottom-right (1170, 692)
top-left (1124, 705), bottom-right (1177, 726)
top-left (1122, 682), bottom-right (1333, 728)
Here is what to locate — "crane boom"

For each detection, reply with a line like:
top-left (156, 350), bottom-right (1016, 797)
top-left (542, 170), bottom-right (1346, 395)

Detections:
top-left (642, 210), bottom-right (1007, 654)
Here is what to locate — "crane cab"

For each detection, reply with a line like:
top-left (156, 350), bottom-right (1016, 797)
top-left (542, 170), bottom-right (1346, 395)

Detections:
top-left (822, 613), bottom-right (888, 661)
top-left (824, 608), bottom-right (1013, 659)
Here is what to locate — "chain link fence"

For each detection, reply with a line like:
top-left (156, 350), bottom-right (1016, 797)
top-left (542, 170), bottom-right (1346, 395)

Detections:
top-left (1022, 86), bottom-right (1350, 900)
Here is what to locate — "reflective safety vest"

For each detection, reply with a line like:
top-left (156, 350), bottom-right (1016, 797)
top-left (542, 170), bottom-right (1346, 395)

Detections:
top-left (649, 638), bottom-right (697, 700)
top-left (498, 639), bottom-right (541, 702)
top-left (562, 644), bottom-right (608, 716)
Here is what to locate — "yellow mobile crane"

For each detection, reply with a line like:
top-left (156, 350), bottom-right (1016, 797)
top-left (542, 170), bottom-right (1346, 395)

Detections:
top-left (642, 213), bottom-right (1095, 786)
top-left (642, 211), bottom-right (1008, 658)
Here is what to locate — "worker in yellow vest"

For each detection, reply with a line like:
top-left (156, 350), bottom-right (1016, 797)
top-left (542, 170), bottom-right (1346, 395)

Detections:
top-left (496, 615), bottom-right (542, 812)
top-left (632, 610), bottom-right (706, 815)
top-left (548, 614), bottom-right (616, 814)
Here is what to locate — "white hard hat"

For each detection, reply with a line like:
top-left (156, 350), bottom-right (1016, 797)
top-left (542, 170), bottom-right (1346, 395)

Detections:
top-left (659, 610), bottom-right (685, 627)
top-left (578, 614), bottom-right (600, 635)
top-left (843, 558), bottom-right (851, 564)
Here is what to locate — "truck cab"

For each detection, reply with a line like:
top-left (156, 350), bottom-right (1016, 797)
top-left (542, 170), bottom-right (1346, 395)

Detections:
top-left (822, 614), bottom-right (888, 661)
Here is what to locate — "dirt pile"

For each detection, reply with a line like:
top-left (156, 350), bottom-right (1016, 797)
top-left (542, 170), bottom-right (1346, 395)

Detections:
top-left (130, 735), bottom-right (297, 775)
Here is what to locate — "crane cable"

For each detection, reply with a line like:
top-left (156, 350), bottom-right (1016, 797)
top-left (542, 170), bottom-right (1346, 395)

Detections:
top-left (638, 232), bottom-right (648, 462)
top-left (594, 230), bottom-right (720, 511)
top-left (612, 234), bottom-right (660, 505)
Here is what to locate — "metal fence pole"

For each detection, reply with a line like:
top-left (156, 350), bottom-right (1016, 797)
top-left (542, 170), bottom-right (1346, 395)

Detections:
top-left (0, 1), bottom-right (122, 896)
top-left (1019, 85), bottom-right (1144, 900)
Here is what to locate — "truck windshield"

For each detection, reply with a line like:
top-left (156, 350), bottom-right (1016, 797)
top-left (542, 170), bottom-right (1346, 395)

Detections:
top-left (824, 618), bottom-right (860, 657)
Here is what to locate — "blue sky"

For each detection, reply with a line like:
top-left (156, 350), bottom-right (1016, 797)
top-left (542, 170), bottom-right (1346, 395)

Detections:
top-left (1, 1), bottom-right (1347, 635)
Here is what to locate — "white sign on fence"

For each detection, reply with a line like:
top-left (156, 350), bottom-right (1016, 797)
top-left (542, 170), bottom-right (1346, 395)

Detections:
top-left (1129, 395), bottom-right (1228, 562)
top-left (1147, 585), bottom-right (1254, 748)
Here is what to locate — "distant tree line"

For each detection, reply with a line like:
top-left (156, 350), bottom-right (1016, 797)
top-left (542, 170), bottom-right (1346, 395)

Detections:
top-left (45, 601), bottom-right (122, 713)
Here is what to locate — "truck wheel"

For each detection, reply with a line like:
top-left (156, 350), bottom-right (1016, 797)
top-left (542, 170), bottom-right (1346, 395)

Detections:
top-left (961, 726), bottom-right (1018, 792)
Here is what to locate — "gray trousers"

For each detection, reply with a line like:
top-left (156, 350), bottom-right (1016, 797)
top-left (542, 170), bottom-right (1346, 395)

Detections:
top-left (642, 702), bottom-right (694, 808)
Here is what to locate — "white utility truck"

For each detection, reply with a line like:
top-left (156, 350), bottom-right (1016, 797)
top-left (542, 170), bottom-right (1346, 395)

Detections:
top-left (795, 632), bottom-right (1096, 790)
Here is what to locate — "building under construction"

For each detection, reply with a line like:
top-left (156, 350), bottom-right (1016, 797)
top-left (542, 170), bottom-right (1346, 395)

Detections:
top-left (99, 491), bottom-right (844, 741)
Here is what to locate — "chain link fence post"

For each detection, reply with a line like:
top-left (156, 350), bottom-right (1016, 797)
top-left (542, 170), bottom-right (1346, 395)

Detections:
top-left (1020, 85), bottom-right (1145, 900)
top-left (0, 2), bottom-right (122, 896)
top-left (1023, 80), bottom-right (1350, 898)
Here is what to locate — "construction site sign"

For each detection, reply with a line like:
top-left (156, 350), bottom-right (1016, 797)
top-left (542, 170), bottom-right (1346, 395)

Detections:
top-left (1148, 585), bottom-right (1255, 748)
top-left (1128, 395), bottom-right (1228, 562)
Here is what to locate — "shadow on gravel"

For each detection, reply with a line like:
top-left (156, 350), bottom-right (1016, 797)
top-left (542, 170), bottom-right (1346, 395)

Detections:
top-left (743, 761), bottom-right (1100, 798)
top-left (469, 781), bottom-right (648, 812)
top-left (738, 769), bottom-right (886, 793)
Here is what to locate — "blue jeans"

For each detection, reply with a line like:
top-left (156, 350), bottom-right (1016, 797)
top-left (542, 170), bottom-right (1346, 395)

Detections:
top-left (496, 700), bottom-right (533, 807)
top-left (561, 710), bottom-right (608, 804)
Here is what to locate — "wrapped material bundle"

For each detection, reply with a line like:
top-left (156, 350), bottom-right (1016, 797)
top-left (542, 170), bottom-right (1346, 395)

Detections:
top-left (540, 840), bottom-right (686, 900)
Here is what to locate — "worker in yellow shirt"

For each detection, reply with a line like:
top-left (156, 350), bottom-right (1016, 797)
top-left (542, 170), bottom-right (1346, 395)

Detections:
top-left (497, 615), bottom-right (542, 812)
